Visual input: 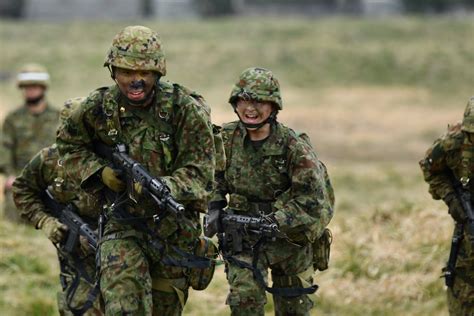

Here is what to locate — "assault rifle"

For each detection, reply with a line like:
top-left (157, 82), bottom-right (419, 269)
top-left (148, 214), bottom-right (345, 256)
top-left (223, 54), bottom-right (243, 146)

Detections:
top-left (42, 190), bottom-right (98, 252)
top-left (205, 210), bottom-right (319, 296)
top-left (42, 190), bottom-right (101, 315)
top-left (204, 211), bottom-right (280, 254)
top-left (92, 142), bottom-right (185, 222)
top-left (444, 172), bottom-right (474, 287)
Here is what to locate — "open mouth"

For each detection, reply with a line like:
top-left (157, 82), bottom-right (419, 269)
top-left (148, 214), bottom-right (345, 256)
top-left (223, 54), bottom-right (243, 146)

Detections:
top-left (127, 90), bottom-right (145, 101)
top-left (243, 112), bottom-right (261, 124)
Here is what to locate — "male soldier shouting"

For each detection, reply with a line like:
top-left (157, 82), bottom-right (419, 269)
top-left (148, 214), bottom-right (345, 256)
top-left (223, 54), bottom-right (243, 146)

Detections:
top-left (57, 26), bottom-right (216, 315)
top-left (420, 97), bottom-right (474, 315)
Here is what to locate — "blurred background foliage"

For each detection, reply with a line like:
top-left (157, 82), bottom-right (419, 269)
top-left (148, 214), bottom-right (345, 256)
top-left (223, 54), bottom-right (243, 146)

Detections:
top-left (0, 9), bottom-right (473, 316)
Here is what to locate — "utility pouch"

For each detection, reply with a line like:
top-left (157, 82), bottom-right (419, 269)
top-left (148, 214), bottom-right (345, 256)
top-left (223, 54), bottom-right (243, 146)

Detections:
top-left (312, 228), bottom-right (332, 271)
top-left (188, 236), bottom-right (218, 290)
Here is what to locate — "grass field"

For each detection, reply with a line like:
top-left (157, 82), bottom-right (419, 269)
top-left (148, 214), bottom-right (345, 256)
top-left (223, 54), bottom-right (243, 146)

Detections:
top-left (1, 16), bottom-right (473, 315)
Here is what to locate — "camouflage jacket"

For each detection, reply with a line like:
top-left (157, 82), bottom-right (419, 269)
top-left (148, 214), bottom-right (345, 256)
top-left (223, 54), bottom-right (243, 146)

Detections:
top-left (420, 122), bottom-right (474, 269)
top-left (420, 122), bottom-right (473, 200)
top-left (214, 121), bottom-right (334, 249)
top-left (0, 105), bottom-right (59, 176)
top-left (12, 144), bottom-right (100, 227)
top-left (56, 82), bottom-right (215, 235)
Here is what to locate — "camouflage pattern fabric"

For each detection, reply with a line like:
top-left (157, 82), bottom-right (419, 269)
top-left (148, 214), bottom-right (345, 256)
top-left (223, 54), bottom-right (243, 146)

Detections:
top-left (12, 145), bottom-right (103, 315)
top-left (419, 97), bottom-right (474, 315)
top-left (213, 121), bottom-right (334, 315)
top-left (56, 81), bottom-right (215, 314)
top-left (1, 105), bottom-right (59, 221)
top-left (229, 67), bottom-right (282, 110)
top-left (226, 245), bottom-right (314, 316)
top-left (104, 25), bottom-right (167, 76)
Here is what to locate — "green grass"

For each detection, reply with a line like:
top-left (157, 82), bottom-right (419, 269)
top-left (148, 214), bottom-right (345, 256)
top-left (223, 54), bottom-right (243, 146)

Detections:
top-left (0, 16), bottom-right (469, 315)
top-left (0, 17), bottom-right (473, 109)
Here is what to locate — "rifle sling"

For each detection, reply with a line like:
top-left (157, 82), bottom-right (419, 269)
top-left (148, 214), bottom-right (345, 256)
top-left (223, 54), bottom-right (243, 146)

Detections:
top-left (225, 236), bottom-right (318, 297)
top-left (106, 202), bottom-right (211, 269)
top-left (58, 250), bottom-right (100, 316)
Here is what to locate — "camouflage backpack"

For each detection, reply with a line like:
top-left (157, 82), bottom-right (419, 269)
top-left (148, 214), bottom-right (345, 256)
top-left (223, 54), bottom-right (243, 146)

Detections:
top-left (295, 133), bottom-right (334, 271)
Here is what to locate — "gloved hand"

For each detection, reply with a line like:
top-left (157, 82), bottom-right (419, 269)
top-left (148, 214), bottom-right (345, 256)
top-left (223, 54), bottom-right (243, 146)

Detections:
top-left (101, 166), bottom-right (125, 192)
top-left (37, 216), bottom-right (68, 244)
top-left (79, 235), bottom-right (94, 255)
top-left (204, 208), bottom-right (222, 238)
top-left (133, 181), bottom-right (143, 195)
top-left (444, 193), bottom-right (467, 223)
top-left (262, 213), bottom-right (279, 227)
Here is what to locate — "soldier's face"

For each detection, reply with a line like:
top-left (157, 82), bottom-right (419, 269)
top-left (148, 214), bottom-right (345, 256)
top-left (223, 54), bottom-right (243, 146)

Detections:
top-left (114, 68), bottom-right (158, 104)
top-left (235, 99), bottom-right (274, 127)
top-left (22, 85), bottom-right (45, 102)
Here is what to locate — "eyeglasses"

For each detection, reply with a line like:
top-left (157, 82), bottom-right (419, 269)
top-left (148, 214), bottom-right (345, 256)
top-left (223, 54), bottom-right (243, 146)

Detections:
top-left (235, 99), bottom-right (268, 109)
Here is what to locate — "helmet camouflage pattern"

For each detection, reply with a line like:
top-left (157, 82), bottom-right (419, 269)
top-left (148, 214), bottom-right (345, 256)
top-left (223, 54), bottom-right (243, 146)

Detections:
top-left (17, 63), bottom-right (50, 88)
top-left (60, 97), bottom-right (85, 122)
top-left (462, 97), bottom-right (474, 133)
top-left (229, 67), bottom-right (282, 110)
top-left (104, 25), bottom-right (166, 76)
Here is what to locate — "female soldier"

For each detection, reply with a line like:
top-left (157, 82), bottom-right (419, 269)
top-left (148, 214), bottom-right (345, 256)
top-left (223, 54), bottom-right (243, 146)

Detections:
top-left (207, 67), bottom-right (334, 316)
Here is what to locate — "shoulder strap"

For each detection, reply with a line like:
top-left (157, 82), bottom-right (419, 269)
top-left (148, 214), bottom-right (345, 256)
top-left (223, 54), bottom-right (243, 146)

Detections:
top-left (222, 122), bottom-right (240, 169)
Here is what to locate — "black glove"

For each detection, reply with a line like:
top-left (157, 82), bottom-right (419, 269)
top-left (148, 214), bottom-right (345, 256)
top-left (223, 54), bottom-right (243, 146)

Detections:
top-left (204, 200), bottom-right (227, 238)
top-left (444, 193), bottom-right (467, 223)
top-left (262, 213), bottom-right (279, 227)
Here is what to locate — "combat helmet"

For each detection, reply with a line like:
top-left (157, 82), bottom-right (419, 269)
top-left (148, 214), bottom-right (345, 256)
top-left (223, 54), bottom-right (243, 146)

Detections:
top-left (104, 25), bottom-right (166, 76)
top-left (229, 67), bottom-right (282, 110)
top-left (462, 97), bottom-right (474, 133)
top-left (17, 63), bottom-right (50, 88)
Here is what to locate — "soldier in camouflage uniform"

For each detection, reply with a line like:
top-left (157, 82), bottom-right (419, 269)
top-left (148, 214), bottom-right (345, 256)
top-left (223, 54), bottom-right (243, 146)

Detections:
top-left (56, 26), bottom-right (215, 315)
top-left (12, 97), bottom-right (104, 315)
top-left (420, 97), bottom-right (474, 315)
top-left (1, 63), bottom-right (59, 222)
top-left (208, 67), bottom-right (334, 316)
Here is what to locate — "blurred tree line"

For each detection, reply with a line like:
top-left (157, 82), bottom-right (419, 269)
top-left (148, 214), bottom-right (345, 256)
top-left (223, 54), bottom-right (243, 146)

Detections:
top-left (195, 0), bottom-right (474, 16)
top-left (401, 0), bottom-right (474, 12)
top-left (1, 0), bottom-right (473, 19)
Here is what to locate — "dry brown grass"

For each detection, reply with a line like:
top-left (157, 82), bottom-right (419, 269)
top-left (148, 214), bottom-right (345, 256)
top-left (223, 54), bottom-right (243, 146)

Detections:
top-left (1, 17), bottom-right (472, 315)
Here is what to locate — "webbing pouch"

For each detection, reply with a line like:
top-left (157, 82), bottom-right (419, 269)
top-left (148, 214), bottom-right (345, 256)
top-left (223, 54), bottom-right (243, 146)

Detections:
top-left (312, 228), bottom-right (332, 271)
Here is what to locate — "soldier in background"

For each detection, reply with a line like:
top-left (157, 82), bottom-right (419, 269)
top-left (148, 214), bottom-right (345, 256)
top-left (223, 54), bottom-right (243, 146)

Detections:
top-left (0, 63), bottom-right (59, 222)
top-left (207, 67), bottom-right (334, 316)
top-left (420, 97), bottom-right (474, 315)
top-left (57, 26), bottom-right (216, 315)
top-left (12, 97), bottom-right (104, 315)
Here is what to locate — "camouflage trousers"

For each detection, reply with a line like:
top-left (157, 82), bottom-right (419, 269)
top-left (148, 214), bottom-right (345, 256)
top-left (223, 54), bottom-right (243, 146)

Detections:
top-left (225, 243), bottom-right (315, 316)
top-left (57, 251), bottom-right (103, 315)
top-left (447, 271), bottom-right (474, 316)
top-left (99, 233), bottom-right (190, 316)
